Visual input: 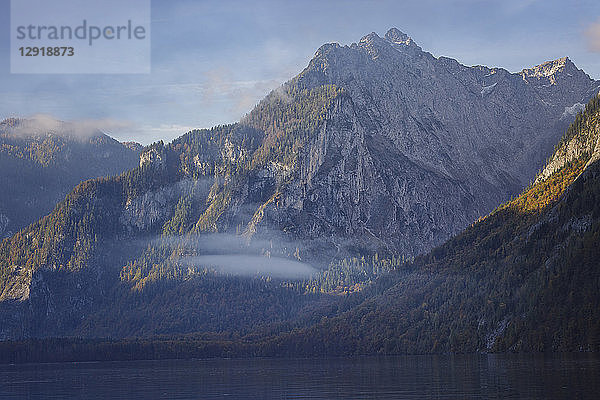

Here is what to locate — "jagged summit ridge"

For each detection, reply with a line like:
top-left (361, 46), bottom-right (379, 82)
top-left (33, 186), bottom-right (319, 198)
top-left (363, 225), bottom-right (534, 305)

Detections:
top-left (384, 27), bottom-right (419, 48)
top-left (356, 28), bottom-right (421, 54)
top-left (291, 29), bottom-right (598, 256)
top-left (522, 56), bottom-right (573, 77)
top-left (521, 56), bottom-right (590, 85)
top-left (311, 28), bottom-right (588, 92)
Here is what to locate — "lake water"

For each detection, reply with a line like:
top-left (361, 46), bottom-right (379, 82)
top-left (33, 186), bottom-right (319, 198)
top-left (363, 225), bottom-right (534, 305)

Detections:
top-left (0, 354), bottom-right (598, 399)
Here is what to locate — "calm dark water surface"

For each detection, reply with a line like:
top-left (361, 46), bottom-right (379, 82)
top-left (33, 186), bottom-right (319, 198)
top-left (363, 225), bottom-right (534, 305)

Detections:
top-left (0, 354), bottom-right (598, 399)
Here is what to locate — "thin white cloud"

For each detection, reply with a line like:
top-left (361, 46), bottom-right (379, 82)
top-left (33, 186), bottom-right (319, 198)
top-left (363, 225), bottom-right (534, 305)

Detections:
top-left (155, 232), bottom-right (318, 280)
top-left (183, 255), bottom-right (317, 279)
top-left (585, 19), bottom-right (600, 53)
top-left (200, 67), bottom-right (283, 117)
top-left (131, 124), bottom-right (197, 143)
top-left (5, 114), bottom-right (133, 139)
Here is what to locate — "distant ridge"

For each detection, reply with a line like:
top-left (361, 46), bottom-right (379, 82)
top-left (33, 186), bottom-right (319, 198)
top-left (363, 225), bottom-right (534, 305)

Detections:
top-left (0, 117), bottom-right (141, 237)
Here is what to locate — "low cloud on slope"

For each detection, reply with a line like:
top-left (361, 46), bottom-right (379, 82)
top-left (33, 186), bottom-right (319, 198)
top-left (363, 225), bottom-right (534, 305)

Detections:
top-left (4, 114), bottom-right (133, 139)
top-left (182, 254), bottom-right (316, 279)
top-left (155, 233), bottom-right (318, 280)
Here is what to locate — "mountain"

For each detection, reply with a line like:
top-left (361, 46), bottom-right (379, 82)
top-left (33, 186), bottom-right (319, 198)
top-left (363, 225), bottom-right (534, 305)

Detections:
top-left (3, 95), bottom-right (599, 363)
top-left (0, 28), bottom-right (598, 340)
top-left (0, 117), bottom-right (141, 238)
top-left (288, 29), bottom-right (598, 256)
top-left (261, 94), bottom-right (600, 355)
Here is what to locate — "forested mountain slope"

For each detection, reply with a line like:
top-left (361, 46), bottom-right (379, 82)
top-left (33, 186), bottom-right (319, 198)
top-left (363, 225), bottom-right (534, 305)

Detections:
top-left (0, 117), bottom-right (140, 237)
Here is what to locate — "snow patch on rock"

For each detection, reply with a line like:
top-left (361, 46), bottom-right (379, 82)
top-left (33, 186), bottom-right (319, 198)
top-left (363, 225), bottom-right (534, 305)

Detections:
top-left (481, 82), bottom-right (497, 96)
top-left (561, 102), bottom-right (585, 120)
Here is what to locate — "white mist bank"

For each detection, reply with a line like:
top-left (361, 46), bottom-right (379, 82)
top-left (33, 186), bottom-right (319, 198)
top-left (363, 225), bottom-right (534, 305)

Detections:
top-left (182, 254), bottom-right (317, 279)
top-left (4, 114), bottom-right (132, 139)
top-left (152, 232), bottom-right (318, 280)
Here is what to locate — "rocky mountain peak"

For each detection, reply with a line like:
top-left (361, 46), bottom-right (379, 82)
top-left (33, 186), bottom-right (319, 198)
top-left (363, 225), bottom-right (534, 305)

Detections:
top-left (313, 42), bottom-right (341, 57)
top-left (358, 31), bottom-right (382, 45)
top-left (357, 28), bottom-right (421, 54)
top-left (521, 56), bottom-right (589, 85)
top-left (384, 27), bottom-right (418, 48)
top-left (290, 30), bottom-right (598, 257)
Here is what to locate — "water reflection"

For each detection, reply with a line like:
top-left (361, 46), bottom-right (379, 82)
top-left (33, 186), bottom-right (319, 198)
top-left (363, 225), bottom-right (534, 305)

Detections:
top-left (0, 354), bottom-right (598, 399)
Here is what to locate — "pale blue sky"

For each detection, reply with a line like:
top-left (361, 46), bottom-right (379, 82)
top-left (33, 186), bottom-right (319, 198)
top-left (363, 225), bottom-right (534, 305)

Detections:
top-left (1, 0), bottom-right (599, 144)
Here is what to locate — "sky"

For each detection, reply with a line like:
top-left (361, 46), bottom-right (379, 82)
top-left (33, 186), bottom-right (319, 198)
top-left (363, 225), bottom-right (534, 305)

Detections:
top-left (1, 0), bottom-right (599, 145)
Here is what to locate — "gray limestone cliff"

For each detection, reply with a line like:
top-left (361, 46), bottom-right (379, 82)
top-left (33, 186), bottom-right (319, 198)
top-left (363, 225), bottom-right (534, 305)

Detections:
top-left (247, 28), bottom-right (600, 256)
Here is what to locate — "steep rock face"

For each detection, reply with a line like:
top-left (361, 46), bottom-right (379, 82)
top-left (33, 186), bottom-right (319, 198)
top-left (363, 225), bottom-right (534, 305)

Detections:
top-left (253, 29), bottom-right (599, 256)
top-left (260, 95), bottom-right (600, 356)
top-left (121, 29), bottom-right (599, 259)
